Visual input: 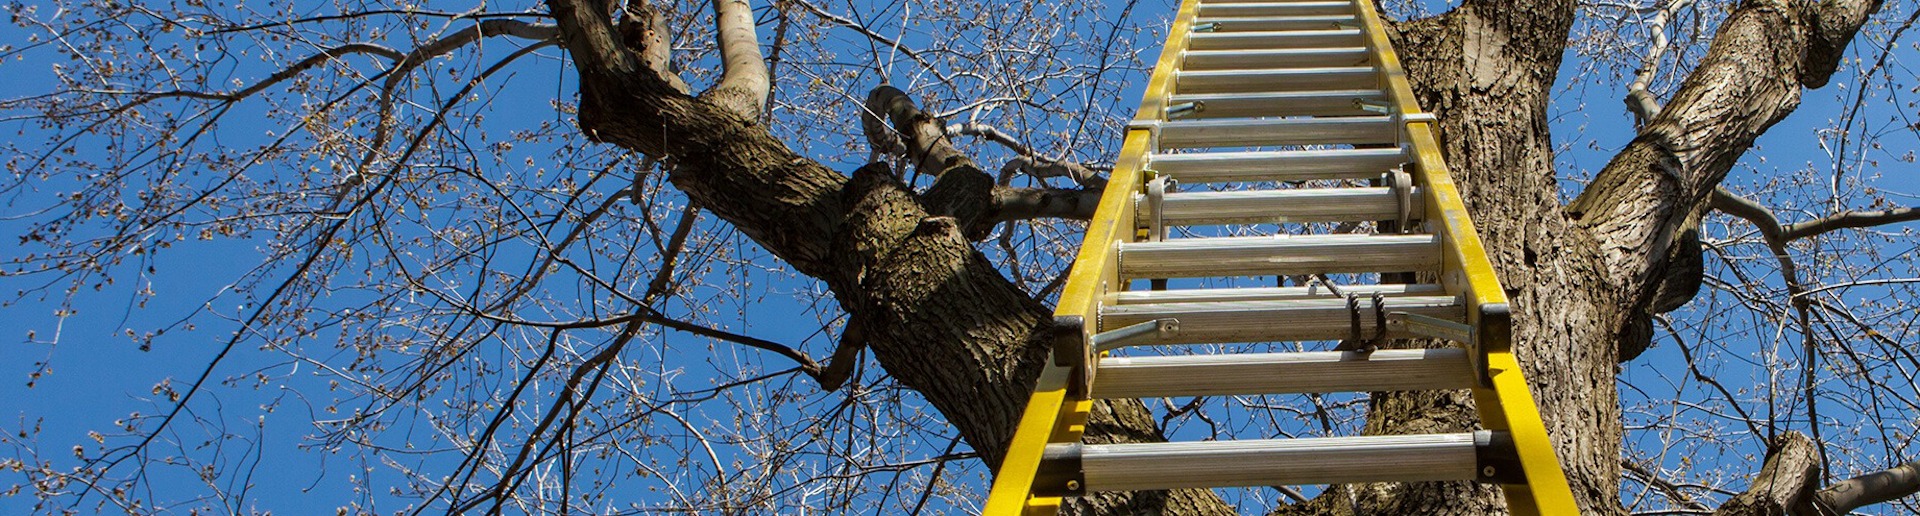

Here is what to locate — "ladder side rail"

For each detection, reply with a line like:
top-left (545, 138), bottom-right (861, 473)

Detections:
top-left (1351, 1), bottom-right (1580, 513)
top-left (982, 129), bottom-right (1150, 515)
top-left (984, 0), bottom-right (1206, 510)
top-left (1133, 0), bottom-right (1205, 130)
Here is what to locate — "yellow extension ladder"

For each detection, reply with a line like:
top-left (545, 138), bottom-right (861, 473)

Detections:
top-left (981, 0), bottom-right (1579, 514)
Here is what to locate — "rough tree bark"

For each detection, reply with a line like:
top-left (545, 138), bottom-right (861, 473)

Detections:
top-left (543, 0), bottom-right (1891, 512)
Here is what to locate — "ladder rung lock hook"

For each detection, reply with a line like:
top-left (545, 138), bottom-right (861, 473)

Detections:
top-left (1166, 101), bottom-right (1205, 119)
top-left (1354, 99), bottom-right (1392, 114)
top-left (1093, 318), bottom-right (1180, 353)
top-left (1400, 112), bottom-right (1438, 124)
top-left (1191, 21), bottom-right (1219, 33)
top-left (1385, 311), bottom-right (1475, 343)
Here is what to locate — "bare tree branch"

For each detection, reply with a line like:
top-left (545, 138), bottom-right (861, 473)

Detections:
top-left (989, 186), bottom-right (1102, 223)
top-left (1782, 206), bottom-right (1920, 241)
top-left (1709, 186), bottom-right (1826, 470)
top-left (943, 122), bottom-right (1103, 187)
top-left (1810, 460), bottom-right (1920, 514)
top-left (786, 0), bottom-right (937, 74)
top-left (865, 85), bottom-right (974, 179)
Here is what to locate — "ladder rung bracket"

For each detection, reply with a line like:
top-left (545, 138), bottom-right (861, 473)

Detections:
top-left (1112, 282), bottom-right (1445, 304)
top-left (1135, 186), bottom-right (1427, 226)
top-left (1166, 89), bottom-right (1386, 118)
top-left (1148, 146), bottom-right (1408, 183)
top-left (1116, 233), bottom-right (1441, 279)
top-left (1156, 116), bottom-right (1398, 149)
top-left (1100, 295), bottom-right (1463, 345)
top-left (1175, 66), bottom-right (1378, 94)
top-left (1092, 348), bottom-right (1474, 398)
top-left (1186, 29), bottom-right (1365, 51)
top-left (1180, 47), bottom-right (1370, 71)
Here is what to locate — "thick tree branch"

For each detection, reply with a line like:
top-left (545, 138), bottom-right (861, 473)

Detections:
top-left (546, 0), bottom-right (642, 78)
top-left (1711, 432), bottom-right (1920, 514)
top-left (1713, 433), bottom-right (1821, 515)
top-left (621, 1), bottom-right (689, 94)
top-left (863, 86), bottom-right (1000, 234)
top-left (990, 186), bottom-right (1102, 224)
top-left (703, 0), bottom-right (771, 116)
top-left (1566, 0), bottom-right (1883, 332)
top-left (1810, 460), bottom-right (1920, 514)
top-left (865, 86), bottom-right (975, 179)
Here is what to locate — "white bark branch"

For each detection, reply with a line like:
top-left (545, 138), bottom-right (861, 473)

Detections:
top-left (1625, 0), bottom-right (1694, 124)
top-left (704, 0), bottom-right (770, 116)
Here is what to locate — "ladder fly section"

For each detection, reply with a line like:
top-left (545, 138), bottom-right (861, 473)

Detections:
top-left (982, 0), bottom-right (1578, 513)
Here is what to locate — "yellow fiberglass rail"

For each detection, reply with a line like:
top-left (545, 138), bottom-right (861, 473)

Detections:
top-left (979, 0), bottom-right (1198, 512)
top-left (1351, 0), bottom-right (1578, 512)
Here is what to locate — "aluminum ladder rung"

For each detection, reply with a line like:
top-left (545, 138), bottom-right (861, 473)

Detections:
top-left (1099, 295), bottom-right (1463, 345)
top-left (1147, 147), bottom-right (1407, 183)
top-left (1180, 47), bottom-right (1370, 70)
top-left (1112, 282), bottom-right (1445, 305)
top-left (1156, 116), bottom-right (1397, 149)
top-left (1196, 1), bottom-right (1355, 18)
top-left (1136, 186), bottom-right (1425, 226)
top-left (1187, 29), bottom-right (1365, 51)
top-left (1191, 14), bottom-right (1358, 32)
top-left (1043, 432), bottom-right (1485, 493)
top-left (1117, 233), bottom-right (1440, 279)
top-left (1093, 348), bottom-right (1474, 398)
top-left (1175, 66), bottom-right (1378, 94)
top-left (1166, 89), bottom-right (1385, 118)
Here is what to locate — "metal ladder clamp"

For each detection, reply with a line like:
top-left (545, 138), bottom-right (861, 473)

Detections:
top-left (982, 0), bottom-right (1578, 514)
